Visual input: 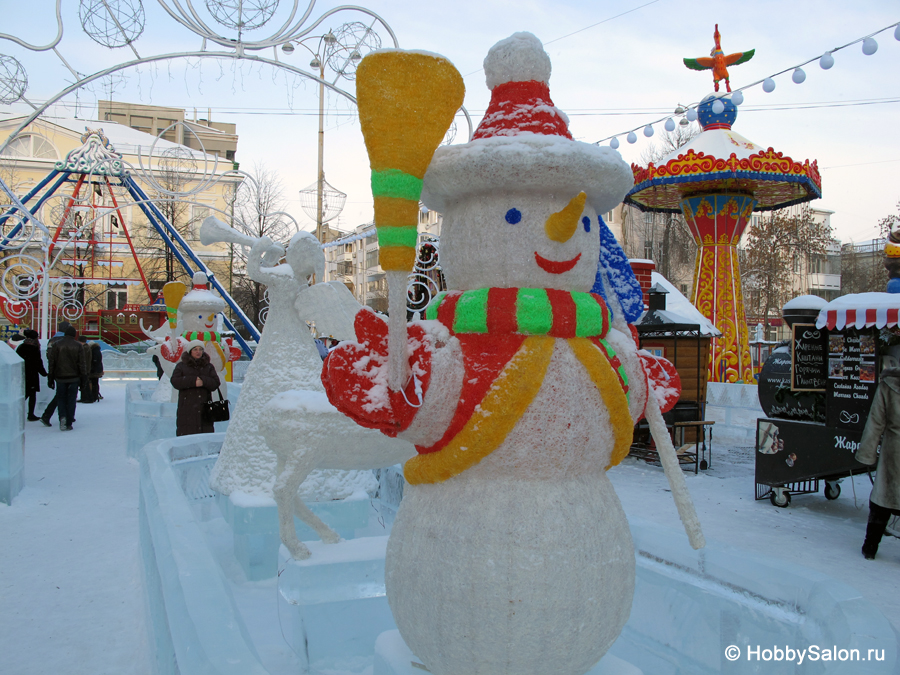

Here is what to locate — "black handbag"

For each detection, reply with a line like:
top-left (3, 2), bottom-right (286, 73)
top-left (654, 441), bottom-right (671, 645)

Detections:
top-left (205, 387), bottom-right (230, 423)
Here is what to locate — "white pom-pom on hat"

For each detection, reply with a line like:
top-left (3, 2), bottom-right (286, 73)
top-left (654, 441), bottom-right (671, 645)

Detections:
top-left (192, 271), bottom-right (209, 289)
top-left (484, 31), bottom-right (551, 90)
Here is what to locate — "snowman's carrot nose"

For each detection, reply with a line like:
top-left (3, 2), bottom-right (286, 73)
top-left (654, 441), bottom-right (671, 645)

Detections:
top-left (545, 192), bottom-right (587, 243)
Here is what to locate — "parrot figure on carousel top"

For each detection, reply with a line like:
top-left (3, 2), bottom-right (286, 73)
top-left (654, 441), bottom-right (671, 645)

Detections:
top-left (683, 24), bottom-right (755, 92)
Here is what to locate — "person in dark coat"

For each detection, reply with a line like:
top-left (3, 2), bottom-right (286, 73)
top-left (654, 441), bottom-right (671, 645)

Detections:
top-left (88, 342), bottom-right (104, 402)
top-left (856, 367), bottom-right (900, 559)
top-left (46, 326), bottom-right (89, 431)
top-left (16, 329), bottom-right (48, 421)
top-left (77, 336), bottom-right (93, 403)
top-left (170, 341), bottom-right (220, 436)
top-left (39, 322), bottom-right (72, 426)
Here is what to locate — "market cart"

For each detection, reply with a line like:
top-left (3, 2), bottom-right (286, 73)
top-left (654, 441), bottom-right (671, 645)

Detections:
top-left (755, 293), bottom-right (900, 506)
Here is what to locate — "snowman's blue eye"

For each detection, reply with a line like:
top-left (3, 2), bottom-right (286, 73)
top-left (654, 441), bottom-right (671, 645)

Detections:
top-left (198, 315), bottom-right (203, 319)
top-left (582, 216), bottom-right (591, 233)
top-left (505, 208), bottom-right (522, 224)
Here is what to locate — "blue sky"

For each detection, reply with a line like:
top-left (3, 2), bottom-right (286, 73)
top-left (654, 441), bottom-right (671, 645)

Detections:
top-left (1, 0), bottom-right (898, 243)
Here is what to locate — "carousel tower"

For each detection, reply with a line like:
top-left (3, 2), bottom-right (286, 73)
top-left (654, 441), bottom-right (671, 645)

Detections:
top-left (626, 29), bottom-right (822, 382)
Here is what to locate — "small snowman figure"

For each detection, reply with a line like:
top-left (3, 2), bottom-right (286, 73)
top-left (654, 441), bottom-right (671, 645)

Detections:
top-left (324, 33), bottom-right (698, 675)
top-left (146, 272), bottom-right (240, 401)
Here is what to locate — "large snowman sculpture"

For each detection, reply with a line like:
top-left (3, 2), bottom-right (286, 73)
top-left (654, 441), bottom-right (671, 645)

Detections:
top-left (324, 33), bottom-right (697, 675)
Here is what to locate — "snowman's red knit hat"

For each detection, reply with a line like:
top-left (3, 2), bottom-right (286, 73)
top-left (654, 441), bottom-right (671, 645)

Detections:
top-left (191, 271), bottom-right (209, 290)
top-left (422, 33), bottom-right (633, 216)
top-left (473, 33), bottom-right (572, 141)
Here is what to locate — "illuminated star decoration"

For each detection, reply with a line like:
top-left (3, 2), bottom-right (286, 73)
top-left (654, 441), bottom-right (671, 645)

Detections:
top-left (683, 24), bottom-right (754, 92)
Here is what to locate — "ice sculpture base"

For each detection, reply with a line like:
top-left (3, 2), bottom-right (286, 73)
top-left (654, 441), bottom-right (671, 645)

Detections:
top-left (215, 490), bottom-right (380, 581)
top-left (373, 630), bottom-right (643, 675)
top-left (278, 537), bottom-right (396, 673)
top-left (125, 381), bottom-right (241, 458)
top-left (0, 344), bottom-right (25, 505)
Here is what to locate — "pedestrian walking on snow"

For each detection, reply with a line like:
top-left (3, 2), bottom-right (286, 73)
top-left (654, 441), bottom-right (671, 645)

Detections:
top-left (46, 326), bottom-right (89, 431)
top-left (856, 367), bottom-right (900, 559)
top-left (170, 341), bottom-right (220, 436)
top-left (16, 329), bottom-right (47, 421)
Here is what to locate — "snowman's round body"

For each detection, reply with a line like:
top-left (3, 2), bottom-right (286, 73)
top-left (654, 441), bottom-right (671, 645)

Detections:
top-left (387, 338), bottom-right (637, 675)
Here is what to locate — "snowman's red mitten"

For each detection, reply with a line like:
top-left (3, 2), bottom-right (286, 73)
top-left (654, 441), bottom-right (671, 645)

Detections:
top-left (222, 337), bottom-right (242, 362)
top-left (321, 307), bottom-right (432, 437)
top-left (638, 350), bottom-right (681, 416)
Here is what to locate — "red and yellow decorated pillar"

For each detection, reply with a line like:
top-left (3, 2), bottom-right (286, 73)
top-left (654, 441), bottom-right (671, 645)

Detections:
top-left (681, 193), bottom-right (755, 383)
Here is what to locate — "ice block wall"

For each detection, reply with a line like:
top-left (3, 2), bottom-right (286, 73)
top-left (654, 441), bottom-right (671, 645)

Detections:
top-left (0, 343), bottom-right (25, 504)
top-left (126, 381), bottom-right (241, 458)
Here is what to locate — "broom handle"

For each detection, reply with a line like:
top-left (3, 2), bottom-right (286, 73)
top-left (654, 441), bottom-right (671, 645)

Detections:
top-left (387, 271), bottom-right (409, 391)
top-left (645, 387), bottom-right (706, 550)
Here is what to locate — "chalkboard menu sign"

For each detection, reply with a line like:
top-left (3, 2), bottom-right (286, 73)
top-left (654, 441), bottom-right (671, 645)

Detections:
top-left (825, 328), bottom-right (879, 432)
top-left (791, 323), bottom-right (827, 391)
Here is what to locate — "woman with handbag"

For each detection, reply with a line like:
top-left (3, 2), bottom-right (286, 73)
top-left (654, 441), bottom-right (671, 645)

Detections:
top-left (170, 341), bottom-right (221, 436)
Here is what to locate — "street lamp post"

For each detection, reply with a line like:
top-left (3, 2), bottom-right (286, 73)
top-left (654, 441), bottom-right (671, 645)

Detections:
top-left (286, 23), bottom-right (374, 243)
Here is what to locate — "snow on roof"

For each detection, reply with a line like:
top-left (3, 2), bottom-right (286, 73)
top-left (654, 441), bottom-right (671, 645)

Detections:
top-left (4, 114), bottom-right (221, 163)
top-left (646, 271), bottom-right (721, 336)
top-left (783, 294), bottom-right (828, 311)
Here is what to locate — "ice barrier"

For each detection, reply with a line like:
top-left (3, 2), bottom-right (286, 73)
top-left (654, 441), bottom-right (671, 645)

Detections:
top-left (125, 381), bottom-right (241, 458)
top-left (0, 343), bottom-right (25, 504)
top-left (140, 433), bottom-right (897, 675)
top-left (705, 382), bottom-right (765, 445)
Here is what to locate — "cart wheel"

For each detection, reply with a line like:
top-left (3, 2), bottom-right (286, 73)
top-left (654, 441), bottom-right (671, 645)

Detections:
top-left (770, 490), bottom-right (791, 508)
top-left (824, 482), bottom-right (841, 500)
top-left (700, 459), bottom-right (709, 470)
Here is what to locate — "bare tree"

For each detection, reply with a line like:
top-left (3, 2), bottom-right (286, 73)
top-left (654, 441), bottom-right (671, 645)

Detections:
top-left (229, 164), bottom-right (298, 330)
top-left (740, 205), bottom-right (833, 330)
top-left (622, 126), bottom-right (700, 290)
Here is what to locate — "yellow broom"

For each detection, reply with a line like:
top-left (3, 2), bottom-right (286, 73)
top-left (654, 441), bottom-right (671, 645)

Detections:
top-left (356, 50), bottom-right (465, 391)
top-left (162, 281), bottom-right (186, 337)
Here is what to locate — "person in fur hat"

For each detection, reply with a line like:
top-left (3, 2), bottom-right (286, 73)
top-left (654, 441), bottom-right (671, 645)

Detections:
top-left (170, 340), bottom-right (221, 436)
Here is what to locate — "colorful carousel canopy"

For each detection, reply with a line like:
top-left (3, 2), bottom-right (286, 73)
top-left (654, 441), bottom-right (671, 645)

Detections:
top-left (624, 95), bottom-right (822, 213)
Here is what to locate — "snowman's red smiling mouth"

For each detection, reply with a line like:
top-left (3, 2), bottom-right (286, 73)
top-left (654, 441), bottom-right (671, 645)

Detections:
top-left (534, 251), bottom-right (581, 274)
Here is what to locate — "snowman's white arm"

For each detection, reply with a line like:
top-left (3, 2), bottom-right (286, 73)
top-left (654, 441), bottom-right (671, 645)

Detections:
top-left (644, 387), bottom-right (706, 550)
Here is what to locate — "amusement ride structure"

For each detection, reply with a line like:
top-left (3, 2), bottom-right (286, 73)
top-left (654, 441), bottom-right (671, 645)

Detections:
top-left (625, 26), bottom-right (823, 383)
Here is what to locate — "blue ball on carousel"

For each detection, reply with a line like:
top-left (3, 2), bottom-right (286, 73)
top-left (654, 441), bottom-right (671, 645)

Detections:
top-left (887, 277), bottom-right (900, 294)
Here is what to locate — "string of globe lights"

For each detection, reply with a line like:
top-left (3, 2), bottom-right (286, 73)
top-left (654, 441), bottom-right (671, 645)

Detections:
top-left (597, 21), bottom-right (900, 149)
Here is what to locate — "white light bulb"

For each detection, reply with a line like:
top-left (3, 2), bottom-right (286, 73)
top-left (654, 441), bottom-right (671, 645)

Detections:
top-left (711, 99), bottom-right (725, 114)
top-left (610, 137), bottom-right (619, 149)
top-left (862, 37), bottom-right (878, 55)
top-left (819, 52), bottom-right (834, 69)
top-left (762, 78), bottom-right (776, 93)
top-left (895, 25), bottom-right (900, 41)
top-left (643, 125), bottom-right (654, 137)
top-left (731, 91), bottom-right (744, 105)
top-left (664, 118), bottom-right (676, 132)
top-left (686, 108), bottom-right (698, 122)
top-left (792, 68), bottom-right (806, 84)
top-left (627, 131), bottom-right (637, 144)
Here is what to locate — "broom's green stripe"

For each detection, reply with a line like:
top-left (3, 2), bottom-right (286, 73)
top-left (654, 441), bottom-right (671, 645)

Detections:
top-left (376, 226), bottom-right (419, 248)
top-left (371, 169), bottom-right (423, 200)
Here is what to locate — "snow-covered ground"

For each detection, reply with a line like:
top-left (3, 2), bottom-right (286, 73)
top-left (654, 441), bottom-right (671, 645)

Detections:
top-left (1, 380), bottom-right (897, 673)
top-left (0, 380), bottom-right (151, 675)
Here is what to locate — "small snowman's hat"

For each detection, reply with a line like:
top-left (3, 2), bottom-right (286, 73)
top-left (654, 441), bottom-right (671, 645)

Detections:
top-left (180, 271), bottom-right (225, 314)
top-left (422, 32), bottom-right (633, 215)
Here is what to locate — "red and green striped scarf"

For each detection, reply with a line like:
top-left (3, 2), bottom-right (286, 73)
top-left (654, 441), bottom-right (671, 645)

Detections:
top-left (183, 331), bottom-right (221, 342)
top-left (424, 288), bottom-right (612, 338)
